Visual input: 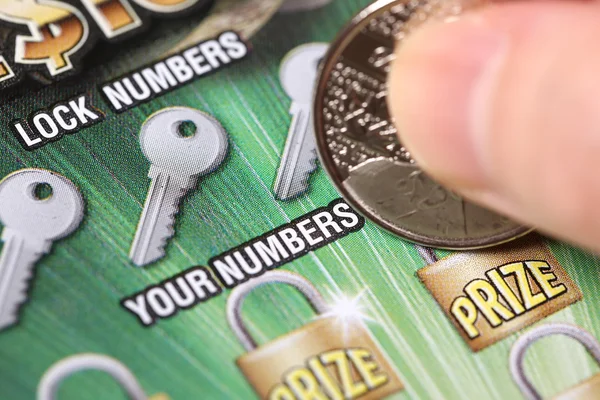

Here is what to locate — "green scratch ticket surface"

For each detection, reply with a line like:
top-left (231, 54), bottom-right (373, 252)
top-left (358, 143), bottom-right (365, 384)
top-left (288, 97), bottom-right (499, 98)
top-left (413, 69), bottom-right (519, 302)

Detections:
top-left (0, 1), bottom-right (600, 399)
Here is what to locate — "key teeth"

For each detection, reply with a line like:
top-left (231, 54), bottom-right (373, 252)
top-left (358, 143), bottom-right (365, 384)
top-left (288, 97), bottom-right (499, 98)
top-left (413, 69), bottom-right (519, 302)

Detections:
top-left (276, 148), bottom-right (320, 201)
top-left (155, 191), bottom-right (182, 250)
top-left (307, 147), bottom-right (319, 173)
top-left (0, 259), bottom-right (36, 331)
top-left (296, 147), bottom-right (319, 191)
top-left (132, 191), bottom-right (183, 267)
top-left (155, 214), bottom-right (177, 256)
top-left (0, 313), bottom-right (18, 331)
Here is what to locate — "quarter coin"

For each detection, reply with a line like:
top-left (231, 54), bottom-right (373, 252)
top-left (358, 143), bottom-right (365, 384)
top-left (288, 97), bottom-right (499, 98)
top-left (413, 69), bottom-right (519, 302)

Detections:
top-left (314, 0), bottom-right (532, 249)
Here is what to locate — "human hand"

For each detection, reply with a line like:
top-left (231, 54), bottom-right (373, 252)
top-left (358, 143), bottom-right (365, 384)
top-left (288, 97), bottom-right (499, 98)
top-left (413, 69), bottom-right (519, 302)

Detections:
top-left (388, 1), bottom-right (600, 253)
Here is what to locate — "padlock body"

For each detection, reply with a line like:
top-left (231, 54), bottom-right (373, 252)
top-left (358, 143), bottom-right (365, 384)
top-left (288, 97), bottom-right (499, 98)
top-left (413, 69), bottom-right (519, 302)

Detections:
top-left (418, 236), bottom-right (582, 351)
top-left (553, 373), bottom-right (600, 400)
top-left (237, 317), bottom-right (403, 400)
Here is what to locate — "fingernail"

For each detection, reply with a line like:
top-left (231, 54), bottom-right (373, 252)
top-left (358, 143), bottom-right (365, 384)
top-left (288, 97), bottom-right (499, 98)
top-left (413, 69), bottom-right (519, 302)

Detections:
top-left (388, 14), bottom-right (507, 189)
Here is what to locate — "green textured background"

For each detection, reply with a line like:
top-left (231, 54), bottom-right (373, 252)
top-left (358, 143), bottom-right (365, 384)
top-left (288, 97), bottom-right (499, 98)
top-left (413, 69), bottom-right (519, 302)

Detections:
top-left (1, 1), bottom-right (600, 399)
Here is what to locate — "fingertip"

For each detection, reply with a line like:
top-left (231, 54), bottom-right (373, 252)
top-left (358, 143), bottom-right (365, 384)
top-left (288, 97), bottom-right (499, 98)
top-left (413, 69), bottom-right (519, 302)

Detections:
top-left (389, 14), bottom-right (507, 189)
top-left (387, 1), bottom-right (600, 253)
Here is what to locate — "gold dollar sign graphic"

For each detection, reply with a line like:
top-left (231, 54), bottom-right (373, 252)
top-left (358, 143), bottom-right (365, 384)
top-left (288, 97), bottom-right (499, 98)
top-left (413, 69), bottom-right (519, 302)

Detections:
top-left (0, 0), bottom-right (89, 77)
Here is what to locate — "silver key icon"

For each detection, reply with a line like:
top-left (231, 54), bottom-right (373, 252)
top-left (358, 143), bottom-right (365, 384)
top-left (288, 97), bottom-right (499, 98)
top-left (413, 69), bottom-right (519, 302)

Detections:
top-left (0, 169), bottom-right (84, 331)
top-left (274, 43), bottom-right (328, 201)
top-left (129, 107), bottom-right (228, 267)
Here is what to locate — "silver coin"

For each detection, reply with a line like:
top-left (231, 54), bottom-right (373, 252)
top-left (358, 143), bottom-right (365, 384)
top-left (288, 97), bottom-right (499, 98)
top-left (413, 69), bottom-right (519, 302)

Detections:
top-left (314, 0), bottom-right (532, 250)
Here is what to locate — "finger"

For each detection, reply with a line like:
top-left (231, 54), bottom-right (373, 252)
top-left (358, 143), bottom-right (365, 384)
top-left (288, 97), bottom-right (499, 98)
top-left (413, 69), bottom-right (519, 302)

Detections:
top-left (388, 1), bottom-right (600, 253)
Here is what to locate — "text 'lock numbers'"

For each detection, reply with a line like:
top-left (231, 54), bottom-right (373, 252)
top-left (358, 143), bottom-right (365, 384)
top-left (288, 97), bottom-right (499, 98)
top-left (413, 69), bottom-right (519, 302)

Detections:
top-left (510, 323), bottom-right (600, 400)
top-left (227, 270), bottom-right (404, 400)
top-left (0, 168), bottom-right (84, 331)
top-left (37, 353), bottom-right (169, 400)
top-left (274, 43), bottom-right (328, 201)
top-left (129, 107), bottom-right (228, 267)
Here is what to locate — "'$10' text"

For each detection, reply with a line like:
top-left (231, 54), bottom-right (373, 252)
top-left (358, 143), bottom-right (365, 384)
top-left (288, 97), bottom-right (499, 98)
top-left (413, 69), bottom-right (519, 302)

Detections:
top-left (0, 0), bottom-right (207, 87)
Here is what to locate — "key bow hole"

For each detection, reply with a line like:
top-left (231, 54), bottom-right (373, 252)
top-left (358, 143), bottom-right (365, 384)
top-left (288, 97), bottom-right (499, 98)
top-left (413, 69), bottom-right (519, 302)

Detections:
top-left (176, 120), bottom-right (197, 138)
top-left (30, 182), bottom-right (53, 201)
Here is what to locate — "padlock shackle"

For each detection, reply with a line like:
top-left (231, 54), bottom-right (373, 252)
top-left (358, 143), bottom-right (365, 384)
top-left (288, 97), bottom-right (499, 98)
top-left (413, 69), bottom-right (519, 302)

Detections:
top-left (415, 245), bottom-right (438, 264)
top-left (509, 323), bottom-right (600, 400)
top-left (37, 353), bottom-right (149, 400)
top-left (227, 271), bottom-right (329, 352)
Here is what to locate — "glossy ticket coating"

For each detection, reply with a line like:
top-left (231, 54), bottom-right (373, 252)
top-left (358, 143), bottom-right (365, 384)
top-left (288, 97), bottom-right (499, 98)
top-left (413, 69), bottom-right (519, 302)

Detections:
top-left (313, 0), bottom-right (530, 250)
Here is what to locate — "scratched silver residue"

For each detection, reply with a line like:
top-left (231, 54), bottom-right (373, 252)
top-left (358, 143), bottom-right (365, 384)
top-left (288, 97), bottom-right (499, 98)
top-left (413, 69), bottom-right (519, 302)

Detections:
top-left (321, 0), bottom-right (468, 178)
top-left (323, 60), bottom-right (412, 177)
top-left (366, 0), bottom-right (475, 40)
top-left (314, 0), bottom-right (531, 250)
top-left (366, 0), bottom-right (420, 40)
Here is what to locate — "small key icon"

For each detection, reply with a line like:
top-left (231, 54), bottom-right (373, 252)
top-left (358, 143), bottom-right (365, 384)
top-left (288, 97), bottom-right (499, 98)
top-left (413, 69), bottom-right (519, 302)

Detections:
top-left (274, 43), bottom-right (328, 201)
top-left (129, 107), bottom-right (228, 267)
top-left (0, 169), bottom-right (85, 331)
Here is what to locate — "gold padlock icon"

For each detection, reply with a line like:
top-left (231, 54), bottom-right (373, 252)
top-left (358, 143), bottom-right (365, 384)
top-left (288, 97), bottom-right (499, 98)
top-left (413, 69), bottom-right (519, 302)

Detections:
top-left (417, 236), bottom-right (582, 351)
top-left (228, 270), bottom-right (404, 400)
top-left (37, 353), bottom-right (169, 400)
top-left (510, 323), bottom-right (600, 400)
